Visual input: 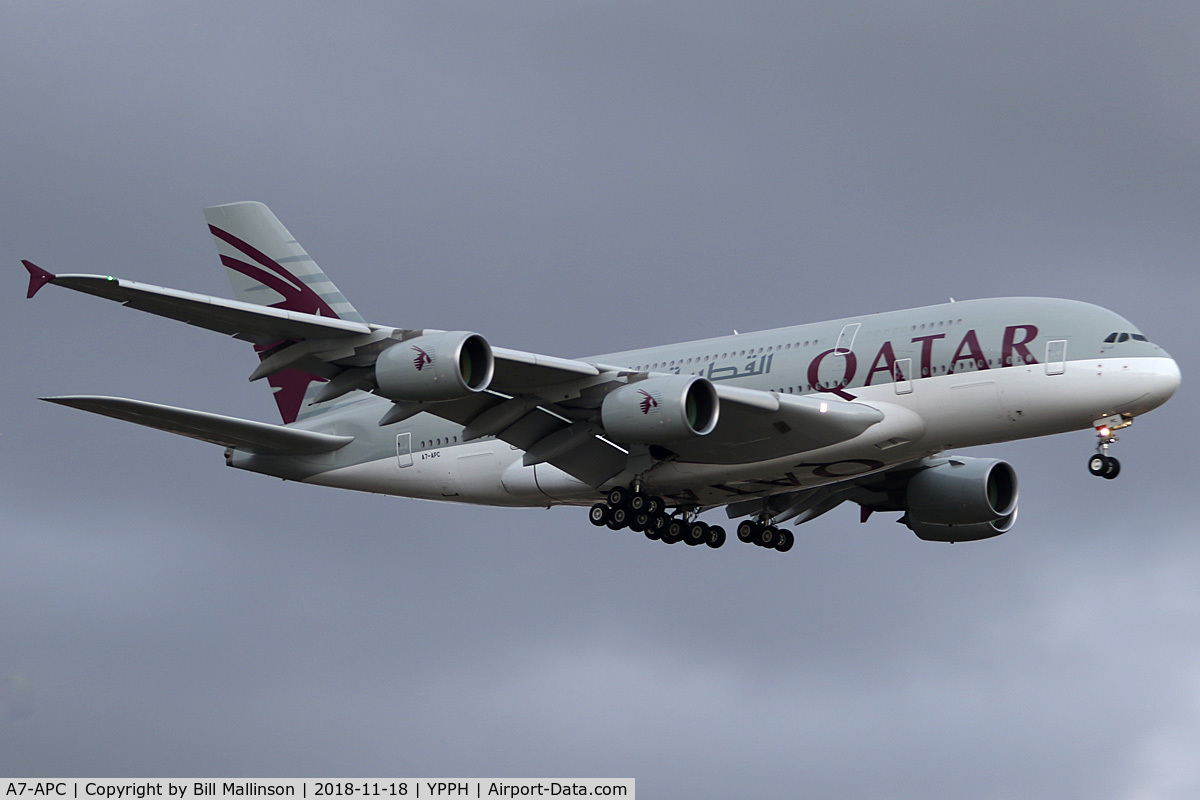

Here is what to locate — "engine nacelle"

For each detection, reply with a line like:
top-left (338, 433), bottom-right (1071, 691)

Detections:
top-left (904, 457), bottom-right (1019, 542)
top-left (908, 509), bottom-right (1018, 543)
top-left (601, 375), bottom-right (719, 445)
top-left (375, 331), bottom-right (494, 402)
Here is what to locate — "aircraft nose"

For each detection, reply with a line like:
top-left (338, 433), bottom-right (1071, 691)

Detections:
top-left (1155, 354), bottom-right (1182, 402)
top-left (1137, 353), bottom-right (1181, 411)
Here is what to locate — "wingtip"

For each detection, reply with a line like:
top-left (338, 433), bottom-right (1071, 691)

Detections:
top-left (22, 260), bottom-right (56, 299)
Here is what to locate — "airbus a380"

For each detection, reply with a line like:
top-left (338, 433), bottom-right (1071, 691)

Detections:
top-left (24, 202), bottom-right (1181, 550)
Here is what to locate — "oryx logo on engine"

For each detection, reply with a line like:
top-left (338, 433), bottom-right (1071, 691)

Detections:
top-left (638, 389), bottom-right (659, 415)
top-left (412, 346), bottom-right (433, 371)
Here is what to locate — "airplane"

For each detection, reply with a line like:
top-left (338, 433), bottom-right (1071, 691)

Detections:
top-left (22, 202), bottom-right (1181, 550)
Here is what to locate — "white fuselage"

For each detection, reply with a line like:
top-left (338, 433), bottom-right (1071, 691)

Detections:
top-left (285, 296), bottom-right (1179, 511)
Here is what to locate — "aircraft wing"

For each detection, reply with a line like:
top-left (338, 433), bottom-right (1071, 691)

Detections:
top-left (25, 261), bottom-right (885, 487)
top-left (24, 261), bottom-right (620, 483)
top-left (42, 396), bottom-right (354, 455)
top-left (25, 263), bottom-right (373, 344)
top-left (23, 262), bottom-right (600, 390)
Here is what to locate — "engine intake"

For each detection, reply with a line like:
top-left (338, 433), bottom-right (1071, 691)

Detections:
top-left (601, 375), bottom-right (719, 445)
top-left (904, 457), bottom-right (1019, 542)
top-left (375, 331), bottom-right (494, 402)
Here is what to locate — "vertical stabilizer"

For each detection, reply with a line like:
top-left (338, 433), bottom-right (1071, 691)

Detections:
top-left (203, 202), bottom-right (364, 423)
top-left (204, 202), bottom-right (364, 323)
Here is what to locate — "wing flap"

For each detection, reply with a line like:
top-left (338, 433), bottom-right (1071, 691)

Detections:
top-left (42, 396), bottom-right (353, 455)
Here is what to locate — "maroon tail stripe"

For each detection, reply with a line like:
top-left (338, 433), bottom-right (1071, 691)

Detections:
top-left (219, 254), bottom-right (338, 319)
top-left (210, 224), bottom-right (340, 423)
top-left (208, 224), bottom-right (309, 294)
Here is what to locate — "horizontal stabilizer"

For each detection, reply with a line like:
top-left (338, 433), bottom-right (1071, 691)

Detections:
top-left (42, 396), bottom-right (354, 455)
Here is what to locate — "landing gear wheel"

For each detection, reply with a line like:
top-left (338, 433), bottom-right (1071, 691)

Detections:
top-left (736, 520), bottom-right (759, 543)
top-left (759, 525), bottom-right (778, 548)
top-left (646, 496), bottom-right (665, 515)
top-left (629, 511), bottom-right (650, 532)
top-left (706, 525), bottom-right (726, 549)
top-left (606, 506), bottom-right (629, 530)
top-left (648, 513), bottom-right (669, 534)
top-left (1088, 454), bottom-right (1122, 479)
top-left (628, 492), bottom-right (649, 512)
top-left (588, 503), bottom-right (610, 527)
top-left (606, 487), bottom-right (631, 508)
top-left (774, 528), bottom-right (795, 553)
top-left (684, 522), bottom-right (708, 546)
top-left (644, 525), bottom-right (662, 541)
top-left (1103, 456), bottom-right (1121, 480)
top-left (662, 520), bottom-right (685, 544)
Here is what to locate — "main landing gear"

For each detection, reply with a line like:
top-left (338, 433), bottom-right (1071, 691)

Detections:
top-left (588, 486), bottom-right (726, 549)
top-left (1087, 414), bottom-right (1132, 480)
top-left (734, 518), bottom-right (795, 553)
top-left (588, 485), bottom-right (797, 554)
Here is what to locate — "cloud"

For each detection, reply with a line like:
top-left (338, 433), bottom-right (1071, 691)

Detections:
top-left (0, 676), bottom-right (35, 724)
top-left (1, 2), bottom-right (1198, 796)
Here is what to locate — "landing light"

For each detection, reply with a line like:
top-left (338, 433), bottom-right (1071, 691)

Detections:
top-left (820, 402), bottom-right (828, 414)
top-left (1097, 426), bottom-right (1111, 437)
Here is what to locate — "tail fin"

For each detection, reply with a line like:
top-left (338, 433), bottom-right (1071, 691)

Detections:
top-left (203, 201), bottom-right (364, 423)
top-left (204, 201), bottom-right (364, 323)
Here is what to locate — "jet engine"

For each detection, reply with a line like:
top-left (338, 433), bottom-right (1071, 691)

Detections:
top-left (601, 375), bottom-right (719, 445)
top-left (374, 331), bottom-right (494, 402)
top-left (903, 457), bottom-right (1019, 542)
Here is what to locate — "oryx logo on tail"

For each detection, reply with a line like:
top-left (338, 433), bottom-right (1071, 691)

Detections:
top-left (638, 389), bottom-right (659, 415)
top-left (412, 346), bottom-right (433, 371)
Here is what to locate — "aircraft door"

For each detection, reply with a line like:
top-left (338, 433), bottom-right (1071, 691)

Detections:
top-left (396, 432), bottom-right (413, 468)
top-left (894, 358), bottom-right (913, 395)
top-left (1045, 340), bottom-right (1067, 375)
top-left (834, 323), bottom-right (861, 355)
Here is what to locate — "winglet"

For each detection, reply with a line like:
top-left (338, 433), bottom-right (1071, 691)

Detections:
top-left (22, 260), bottom-right (56, 299)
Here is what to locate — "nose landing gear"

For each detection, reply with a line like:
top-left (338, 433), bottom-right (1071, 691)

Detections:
top-left (1087, 453), bottom-right (1120, 479)
top-left (1088, 413), bottom-right (1132, 480)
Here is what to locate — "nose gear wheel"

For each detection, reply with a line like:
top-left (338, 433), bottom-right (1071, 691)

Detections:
top-left (1087, 453), bottom-right (1121, 479)
top-left (1088, 415), bottom-right (1130, 480)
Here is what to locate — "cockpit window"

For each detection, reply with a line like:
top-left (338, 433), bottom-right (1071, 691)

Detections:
top-left (1105, 332), bottom-right (1149, 344)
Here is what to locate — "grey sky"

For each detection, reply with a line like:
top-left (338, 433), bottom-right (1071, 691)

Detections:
top-left (3, 3), bottom-right (1198, 797)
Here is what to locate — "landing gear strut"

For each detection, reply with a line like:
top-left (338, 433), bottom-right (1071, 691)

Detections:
top-left (588, 486), bottom-right (725, 549)
top-left (1088, 414), bottom-right (1132, 480)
